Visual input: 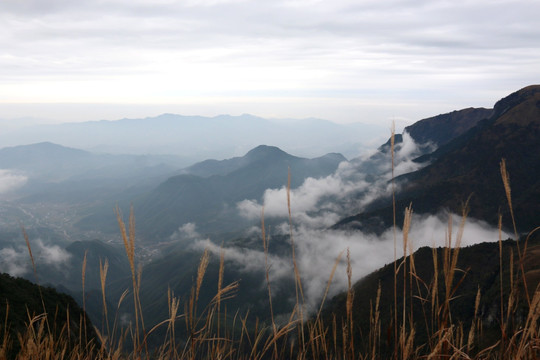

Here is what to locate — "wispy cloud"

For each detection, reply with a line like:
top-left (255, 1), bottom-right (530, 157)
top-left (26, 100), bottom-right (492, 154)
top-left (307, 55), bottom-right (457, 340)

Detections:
top-left (0, 169), bottom-right (28, 194)
top-left (291, 212), bottom-right (507, 311)
top-left (170, 222), bottom-right (200, 241)
top-left (189, 210), bottom-right (506, 314)
top-left (0, 238), bottom-right (71, 277)
top-left (0, 247), bottom-right (29, 277)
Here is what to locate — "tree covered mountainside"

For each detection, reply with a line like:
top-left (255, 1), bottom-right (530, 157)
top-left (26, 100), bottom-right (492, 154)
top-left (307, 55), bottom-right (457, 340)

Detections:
top-left (337, 85), bottom-right (540, 234)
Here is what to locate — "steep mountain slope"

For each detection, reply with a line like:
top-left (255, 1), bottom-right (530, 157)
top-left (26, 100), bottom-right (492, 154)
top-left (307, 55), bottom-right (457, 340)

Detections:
top-left (379, 107), bottom-right (492, 152)
top-left (337, 85), bottom-right (540, 233)
top-left (402, 107), bottom-right (492, 147)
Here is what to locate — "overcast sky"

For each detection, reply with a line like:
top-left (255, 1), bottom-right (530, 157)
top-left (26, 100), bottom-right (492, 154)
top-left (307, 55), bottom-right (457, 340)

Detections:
top-left (1, 0), bottom-right (539, 125)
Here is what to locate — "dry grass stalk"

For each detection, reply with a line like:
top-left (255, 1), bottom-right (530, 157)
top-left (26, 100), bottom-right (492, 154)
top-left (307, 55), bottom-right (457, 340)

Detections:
top-left (391, 120), bottom-right (398, 358)
top-left (216, 243), bottom-right (225, 354)
top-left (287, 169), bottom-right (305, 306)
top-left (431, 246), bottom-right (439, 335)
top-left (20, 226), bottom-right (52, 337)
top-left (369, 283), bottom-right (382, 360)
top-left (286, 168), bottom-right (307, 355)
top-left (498, 213), bottom-right (507, 354)
top-left (196, 249), bottom-right (210, 303)
top-left (81, 250), bottom-right (87, 313)
top-left (167, 288), bottom-right (180, 358)
top-left (316, 251), bottom-right (345, 320)
top-left (21, 226), bottom-right (37, 281)
top-left (500, 159), bottom-right (518, 240)
top-left (345, 248), bottom-right (355, 358)
top-left (99, 258), bottom-right (110, 343)
top-left (261, 206), bottom-right (279, 360)
top-left (1, 303), bottom-right (10, 358)
top-left (501, 159), bottom-right (532, 309)
top-left (81, 249), bottom-right (88, 345)
top-left (115, 205), bottom-right (146, 355)
top-left (400, 204), bottom-right (413, 359)
top-left (515, 286), bottom-right (540, 358)
top-left (467, 287), bottom-right (481, 352)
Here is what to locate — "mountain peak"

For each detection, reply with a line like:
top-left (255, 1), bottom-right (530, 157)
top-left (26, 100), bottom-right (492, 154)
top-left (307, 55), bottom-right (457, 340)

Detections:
top-left (491, 85), bottom-right (540, 126)
top-left (0, 141), bottom-right (89, 155)
top-left (244, 145), bottom-right (291, 160)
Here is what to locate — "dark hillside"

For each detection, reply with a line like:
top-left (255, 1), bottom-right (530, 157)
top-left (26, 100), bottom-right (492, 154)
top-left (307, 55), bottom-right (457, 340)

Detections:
top-left (322, 232), bottom-right (540, 356)
top-left (337, 85), bottom-right (540, 233)
top-left (0, 273), bottom-right (97, 359)
top-left (403, 107), bottom-right (492, 146)
top-left (379, 107), bottom-right (492, 151)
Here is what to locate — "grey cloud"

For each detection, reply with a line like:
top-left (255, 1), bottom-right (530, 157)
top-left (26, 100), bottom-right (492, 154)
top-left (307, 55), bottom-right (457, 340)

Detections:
top-left (289, 211), bottom-right (507, 312)
top-left (33, 239), bottom-right (71, 269)
top-left (170, 222), bottom-right (201, 241)
top-left (201, 209), bottom-right (506, 314)
top-left (192, 238), bottom-right (293, 283)
top-left (0, 0), bottom-right (538, 126)
top-left (0, 247), bottom-right (30, 277)
top-left (0, 169), bottom-right (28, 194)
top-left (3, 0), bottom-right (539, 72)
top-left (0, 238), bottom-right (71, 277)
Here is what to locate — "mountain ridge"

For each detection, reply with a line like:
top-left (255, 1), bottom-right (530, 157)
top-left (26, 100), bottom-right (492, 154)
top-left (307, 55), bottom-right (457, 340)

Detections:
top-left (0, 113), bottom-right (385, 161)
top-left (336, 84), bottom-right (540, 233)
top-left (77, 145), bottom-right (347, 240)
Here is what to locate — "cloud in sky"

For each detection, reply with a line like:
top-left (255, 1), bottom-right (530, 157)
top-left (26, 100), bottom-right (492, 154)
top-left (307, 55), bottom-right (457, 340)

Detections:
top-left (0, 0), bottom-right (539, 123)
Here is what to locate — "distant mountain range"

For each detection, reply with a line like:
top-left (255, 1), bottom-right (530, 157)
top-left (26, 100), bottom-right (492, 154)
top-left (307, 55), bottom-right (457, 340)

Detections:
top-left (0, 141), bottom-right (183, 182)
top-left (0, 114), bottom-right (385, 164)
